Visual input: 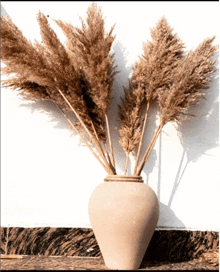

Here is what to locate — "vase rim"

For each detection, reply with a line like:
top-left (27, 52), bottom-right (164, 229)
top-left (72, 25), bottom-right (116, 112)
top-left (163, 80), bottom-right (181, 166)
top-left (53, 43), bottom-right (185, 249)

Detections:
top-left (104, 175), bottom-right (143, 183)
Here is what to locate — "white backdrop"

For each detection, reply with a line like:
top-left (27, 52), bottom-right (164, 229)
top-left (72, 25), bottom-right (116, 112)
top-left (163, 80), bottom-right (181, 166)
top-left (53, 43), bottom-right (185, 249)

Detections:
top-left (1, 1), bottom-right (219, 230)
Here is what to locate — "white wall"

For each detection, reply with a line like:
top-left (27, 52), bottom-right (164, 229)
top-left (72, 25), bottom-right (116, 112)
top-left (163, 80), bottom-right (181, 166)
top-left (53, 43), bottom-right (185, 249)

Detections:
top-left (1, 1), bottom-right (219, 231)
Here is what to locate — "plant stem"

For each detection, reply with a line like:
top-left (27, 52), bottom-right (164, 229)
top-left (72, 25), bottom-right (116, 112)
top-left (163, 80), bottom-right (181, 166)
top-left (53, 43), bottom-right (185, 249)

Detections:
top-left (104, 143), bottom-right (116, 174)
top-left (124, 152), bottom-right (130, 175)
top-left (56, 88), bottom-right (114, 174)
top-left (90, 121), bottom-right (110, 170)
top-left (91, 120), bottom-right (105, 157)
top-left (54, 102), bottom-right (112, 174)
top-left (105, 113), bottom-right (116, 170)
top-left (135, 120), bottom-right (164, 176)
top-left (133, 101), bottom-right (150, 175)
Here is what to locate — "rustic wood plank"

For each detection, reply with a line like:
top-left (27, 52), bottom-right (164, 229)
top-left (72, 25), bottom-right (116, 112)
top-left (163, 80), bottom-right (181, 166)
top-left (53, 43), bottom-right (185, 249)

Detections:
top-left (1, 254), bottom-right (24, 259)
top-left (1, 256), bottom-right (218, 270)
top-left (0, 227), bottom-right (219, 264)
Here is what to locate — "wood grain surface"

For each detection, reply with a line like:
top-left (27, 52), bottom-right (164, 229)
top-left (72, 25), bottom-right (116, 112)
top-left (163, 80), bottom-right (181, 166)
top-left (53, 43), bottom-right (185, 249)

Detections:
top-left (1, 255), bottom-right (219, 270)
top-left (0, 227), bottom-right (219, 270)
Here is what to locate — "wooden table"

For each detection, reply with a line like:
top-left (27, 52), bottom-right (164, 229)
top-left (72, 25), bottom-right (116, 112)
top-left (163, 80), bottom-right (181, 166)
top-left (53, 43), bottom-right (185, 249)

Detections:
top-left (1, 255), bottom-right (218, 270)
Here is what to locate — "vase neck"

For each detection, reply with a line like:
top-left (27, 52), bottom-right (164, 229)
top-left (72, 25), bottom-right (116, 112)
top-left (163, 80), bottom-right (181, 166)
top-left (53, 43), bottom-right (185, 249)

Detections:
top-left (104, 175), bottom-right (143, 183)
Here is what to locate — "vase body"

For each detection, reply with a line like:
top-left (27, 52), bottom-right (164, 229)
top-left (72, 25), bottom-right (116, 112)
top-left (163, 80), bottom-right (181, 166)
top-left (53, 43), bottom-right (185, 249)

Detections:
top-left (88, 175), bottom-right (159, 270)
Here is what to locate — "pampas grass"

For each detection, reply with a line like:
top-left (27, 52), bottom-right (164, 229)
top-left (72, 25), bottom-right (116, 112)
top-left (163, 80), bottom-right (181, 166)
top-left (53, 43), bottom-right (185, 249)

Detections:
top-left (1, 3), bottom-right (117, 175)
top-left (1, 4), bottom-right (218, 176)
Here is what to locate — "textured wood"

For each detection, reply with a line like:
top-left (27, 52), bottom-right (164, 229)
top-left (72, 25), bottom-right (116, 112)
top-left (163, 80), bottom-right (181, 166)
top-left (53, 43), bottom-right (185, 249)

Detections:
top-left (0, 255), bottom-right (218, 270)
top-left (144, 230), bottom-right (219, 262)
top-left (1, 255), bottom-right (24, 259)
top-left (0, 227), bottom-right (219, 266)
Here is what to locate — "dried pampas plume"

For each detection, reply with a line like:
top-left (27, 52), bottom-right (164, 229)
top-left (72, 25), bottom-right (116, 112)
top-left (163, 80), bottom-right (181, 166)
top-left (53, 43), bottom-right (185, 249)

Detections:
top-left (118, 16), bottom-right (218, 176)
top-left (1, 3), bottom-right (118, 175)
top-left (54, 3), bottom-right (118, 170)
top-left (1, 7), bottom-right (218, 176)
top-left (118, 17), bottom-right (186, 174)
top-left (158, 37), bottom-right (218, 125)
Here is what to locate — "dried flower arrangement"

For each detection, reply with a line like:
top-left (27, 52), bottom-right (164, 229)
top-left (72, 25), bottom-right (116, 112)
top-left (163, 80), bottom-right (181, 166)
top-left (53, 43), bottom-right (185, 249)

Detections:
top-left (1, 3), bottom-right (218, 177)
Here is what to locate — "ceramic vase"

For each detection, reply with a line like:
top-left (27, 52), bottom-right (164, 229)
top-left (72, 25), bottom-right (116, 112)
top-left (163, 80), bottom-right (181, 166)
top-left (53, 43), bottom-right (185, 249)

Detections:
top-left (88, 175), bottom-right (159, 270)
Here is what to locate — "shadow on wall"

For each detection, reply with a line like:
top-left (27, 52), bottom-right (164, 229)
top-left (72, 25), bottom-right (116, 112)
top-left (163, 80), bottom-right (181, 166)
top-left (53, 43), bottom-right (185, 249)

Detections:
top-left (108, 40), bottom-right (133, 174)
top-left (141, 52), bottom-right (219, 228)
top-left (1, 4), bottom-right (10, 17)
top-left (18, 99), bottom-right (79, 139)
top-left (4, 38), bottom-right (138, 174)
top-left (13, 39), bottom-right (137, 172)
top-left (167, 52), bottom-right (219, 208)
top-left (154, 52), bottom-right (218, 228)
top-left (2, 3), bottom-right (218, 187)
top-left (157, 202), bottom-right (185, 229)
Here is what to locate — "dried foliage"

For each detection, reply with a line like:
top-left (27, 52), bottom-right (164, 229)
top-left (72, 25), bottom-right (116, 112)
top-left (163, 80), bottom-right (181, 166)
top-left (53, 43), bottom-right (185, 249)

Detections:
top-left (118, 17), bottom-right (218, 176)
top-left (1, 3), bottom-right (117, 175)
top-left (1, 6), bottom-right (218, 176)
top-left (118, 82), bottom-right (145, 154)
top-left (1, 16), bottom-right (56, 90)
top-left (55, 3), bottom-right (117, 141)
top-left (132, 16), bottom-right (185, 102)
top-left (118, 17), bottom-right (186, 174)
top-left (158, 37), bottom-right (218, 125)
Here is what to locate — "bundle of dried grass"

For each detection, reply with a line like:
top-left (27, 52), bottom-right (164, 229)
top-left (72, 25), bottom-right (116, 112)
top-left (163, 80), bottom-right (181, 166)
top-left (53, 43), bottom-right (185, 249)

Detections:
top-left (118, 17), bottom-right (185, 174)
top-left (1, 3), bottom-right (117, 175)
top-left (118, 17), bottom-right (218, 176)
top-left (118, 81), bottom-right (145, 174)
top-left (132, 16), bottom-right (185, 102)
top-left (158, 37), bottom-right (218, 125)
top-left (1, 6), bottom-right (218, 177)
top-left (55, 3), bottom-right (117, 169)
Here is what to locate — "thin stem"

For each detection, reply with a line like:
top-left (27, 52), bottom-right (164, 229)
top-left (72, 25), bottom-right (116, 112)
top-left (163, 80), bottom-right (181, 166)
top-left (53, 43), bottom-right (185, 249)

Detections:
top-left (135, 120), bottom-right (164, 176)
top-left (133, 101), bottom-right (150, 175)
top-left (54, 102), bottom-right (112, 174)
top-left (104, 142), bottom-right (116, 174)
top-left (56, 88), bottom-right (114, 174)
top-left (90, 121), bottom-right (110, 171)
top-left (105, 113), bottom-right (116, 170)
top-left (124, 152), bottom-right (130, 175)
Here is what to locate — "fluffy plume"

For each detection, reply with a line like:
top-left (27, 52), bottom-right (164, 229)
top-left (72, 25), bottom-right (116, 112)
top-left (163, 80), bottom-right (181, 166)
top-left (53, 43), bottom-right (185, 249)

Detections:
top-left (118, 17), bottom-right (185, 173)
top-left (0, 16), bottom-right (56, 89)
top-left (158, 37), bottom-right (218, 125)
top-left (1, 75), bottom-right (51, 100)
top-left (118, 82), bottom-right (145, 154)
top-left (54, 3), bottom-right (118, 146)
top-left (36, 12), bottom-right (96, 135)
top-left (1, 5), bottom-right (118, 175)
top-left (135, 34), bottom-right (218, 176)
top-left (132, 16), bottom-right (185, 102)
top-left (72, 2), bottom-right (117, 113)
top-left (118, 16), bottom-right (218, 176)
top-left (1, 13), bottom-right (97, 141)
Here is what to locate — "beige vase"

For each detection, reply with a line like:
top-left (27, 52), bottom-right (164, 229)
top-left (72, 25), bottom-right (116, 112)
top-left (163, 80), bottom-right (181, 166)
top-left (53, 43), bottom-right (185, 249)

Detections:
top-left (88, 175), bottom-right (159, 270)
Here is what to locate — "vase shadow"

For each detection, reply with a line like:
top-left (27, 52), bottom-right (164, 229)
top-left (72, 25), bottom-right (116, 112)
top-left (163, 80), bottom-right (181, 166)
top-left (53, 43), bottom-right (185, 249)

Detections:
top-left (156, 202), bottom-right (186, 229)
